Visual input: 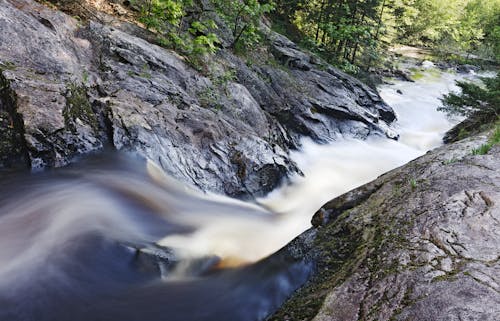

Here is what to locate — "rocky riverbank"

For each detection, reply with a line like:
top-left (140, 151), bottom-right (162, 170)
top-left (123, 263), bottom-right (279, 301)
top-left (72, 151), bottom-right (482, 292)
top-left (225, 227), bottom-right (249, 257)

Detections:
top-left (268, 129), bottom-right (500, 320)
top-left (0, 0), bottom-right (396, 198)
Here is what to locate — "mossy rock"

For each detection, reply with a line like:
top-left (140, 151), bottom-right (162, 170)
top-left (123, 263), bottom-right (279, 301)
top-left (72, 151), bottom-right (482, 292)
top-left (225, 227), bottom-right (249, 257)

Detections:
top-left (63, 83), bottom-right (98, 133)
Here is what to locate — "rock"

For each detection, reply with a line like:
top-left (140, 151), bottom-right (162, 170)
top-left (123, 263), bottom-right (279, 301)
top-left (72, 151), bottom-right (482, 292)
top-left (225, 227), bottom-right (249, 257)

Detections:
top-left (0, 0), bottom-right (396, 197)
top-left (421, 60), bottom-right (435, 69)
top-left (270, 131), bottom-right (500, 321)
top-left (125, 242), bottom-right (221, 278)
top-left (396, 89), bottom-right (403, 95)
top-left (435, 61), bottom-right (453, 71)
top-left (456, 64), bottom-right (480, 74)
top-left (125, 242), bottom-right (178, 278)
top-left (393, 69), bottom-right (415, 82)
top-left (443, 111), bottom-right (496, 144)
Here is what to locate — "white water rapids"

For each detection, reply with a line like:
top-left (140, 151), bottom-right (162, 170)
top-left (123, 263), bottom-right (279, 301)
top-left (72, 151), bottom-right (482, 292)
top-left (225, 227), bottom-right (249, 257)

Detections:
top-left (0, 65), bottom-right (491, 321)
top-left (158, 68), bottom-right (483, 265)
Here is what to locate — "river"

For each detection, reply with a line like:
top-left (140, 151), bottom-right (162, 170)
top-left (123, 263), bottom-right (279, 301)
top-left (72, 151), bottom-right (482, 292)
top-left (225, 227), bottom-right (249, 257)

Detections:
top-left (0, 66), bottom-right (486, 321)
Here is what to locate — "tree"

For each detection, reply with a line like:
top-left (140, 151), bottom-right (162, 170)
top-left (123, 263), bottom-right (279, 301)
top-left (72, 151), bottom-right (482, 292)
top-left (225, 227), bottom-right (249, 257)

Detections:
top-left (134, 0), bottom-right (220, 59)
top-left (439, 74), bottom-right (499, 119)
top-left (387, 0), bottom-right (500, 60)
top-left (213, 0), bottom-right (275, 50)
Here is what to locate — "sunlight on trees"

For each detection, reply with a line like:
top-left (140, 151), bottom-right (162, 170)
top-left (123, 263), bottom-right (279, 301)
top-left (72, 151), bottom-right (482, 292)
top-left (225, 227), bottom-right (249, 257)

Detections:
top-left (274, 0), bottom-right (499, 72)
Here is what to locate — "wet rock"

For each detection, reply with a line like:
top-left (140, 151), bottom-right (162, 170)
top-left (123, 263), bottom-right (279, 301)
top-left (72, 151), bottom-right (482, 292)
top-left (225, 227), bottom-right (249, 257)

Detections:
top-left (270, 131), bottom-right (500, 321)
top-left (443, 111), bottom-right (496, 144)
top-left (125, 243), bottom-right (178, 278)
top-left (125, 242), bottom-right (221, 279)
top-left (456, 64), bottom-right (480, 74)
top-left (421, 60), bottom-right (435, 69)
top-left (394, 69), bottom-right (414, 82)
top-left (0, 0), bottom-right (396, 197)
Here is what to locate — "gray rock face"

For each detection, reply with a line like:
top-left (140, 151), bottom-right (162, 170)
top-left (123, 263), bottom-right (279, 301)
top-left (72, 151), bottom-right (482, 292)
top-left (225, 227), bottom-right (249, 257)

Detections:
top-left (270, 132), bottom-right (500, 321)
top-left (0, 0), bottom-right (395, 197)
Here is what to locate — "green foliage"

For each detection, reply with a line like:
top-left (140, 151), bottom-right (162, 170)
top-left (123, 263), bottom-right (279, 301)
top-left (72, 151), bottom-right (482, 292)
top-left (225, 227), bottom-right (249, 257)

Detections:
top-left (387, 0), bottom-right (500, 61)
top-left (439, 73), bottom-right (499, 118)
top-left (134, 0), bottom-right (275, 59)
top-left (442, 158), bottom-right (459, 165)
top-left (274, 0), bottom-right (390, 73)
top-left (137, 0), bottom-right (184, 31)
top-left (213, 69), bottom-right (237, 86)
top-left (82, 70), bottom-right (89, 83)
top-left (213, 0), bottom-right (275, 50)
top-left (273, 0), bottom-right (499, 73)
top-left (409, 178), bottom-right (417, 190)
top-left (133, 0), bottom-right (220, 60)
top-left (472, 124), bottom-right (500, 155)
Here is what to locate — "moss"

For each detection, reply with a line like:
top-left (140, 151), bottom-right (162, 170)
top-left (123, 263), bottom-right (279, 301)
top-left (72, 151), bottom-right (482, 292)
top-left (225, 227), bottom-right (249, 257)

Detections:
top-left (457, 127), bottom-right (470, 140)
top-left (212, 69), bottom-right (237, 87)
top-left (0, 111), bottom-right (19, 162)
top-left (410, 71), bottom-right (424, 80)
top-left (389, 286), bottom-right (416, 321)
top-left (231, 151), bottom-right (247, 181)
top-left (63, 83), bottom-right (98, 133)
top-left (0, 75), bottom-right (29, 168)
top-left (197, 87), bottom-right (218, 109)
top-left (269, 178), bottom-right (419, 320)
top-left (431, 269), bottom-right (460, 283)
top-left (139, 71), bottom-right (152, 79)
top-left (268, 222), bottom-right (364, 321)
top-left (0, 61), bottom-right (16, 71)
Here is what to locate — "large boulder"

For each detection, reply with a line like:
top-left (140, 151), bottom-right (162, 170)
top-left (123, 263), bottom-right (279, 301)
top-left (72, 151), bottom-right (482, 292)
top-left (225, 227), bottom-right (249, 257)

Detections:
top-left (0, 0), bottom-right (396, 197)
top-left (270, 131), bottom-right (500, 321)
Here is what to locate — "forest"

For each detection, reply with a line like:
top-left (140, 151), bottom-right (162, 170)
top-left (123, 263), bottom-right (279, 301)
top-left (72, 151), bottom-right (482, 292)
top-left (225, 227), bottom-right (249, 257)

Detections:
top-left (132, 0), bottom-right (500, 73)
top-left (274, 0), bottom-right (500, 72)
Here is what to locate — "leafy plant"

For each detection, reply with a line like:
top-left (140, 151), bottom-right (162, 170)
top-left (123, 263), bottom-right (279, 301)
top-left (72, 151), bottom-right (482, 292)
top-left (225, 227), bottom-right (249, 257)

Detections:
top-left (213, 0), bottom-right (275, 50)
top-left (409, 178), bottom-right (417, 190)
top-left (133, 0), bottom-right (221, 60)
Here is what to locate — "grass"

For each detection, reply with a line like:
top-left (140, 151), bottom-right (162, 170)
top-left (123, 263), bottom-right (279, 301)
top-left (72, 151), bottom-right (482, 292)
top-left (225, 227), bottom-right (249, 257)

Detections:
top-left (443, 158), bottom-right (459, 165)
top-left (472, 123), bottom-right (500, 155)
top-left (409, 178), bottom-right (418, 190)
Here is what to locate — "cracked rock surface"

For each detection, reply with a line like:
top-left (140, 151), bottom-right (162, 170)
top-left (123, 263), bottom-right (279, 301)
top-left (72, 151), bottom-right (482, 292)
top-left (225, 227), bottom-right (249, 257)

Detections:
top-left (270, 132), bottom-right (500, 321)
top-left (0, 0), bottom-right (395, 197)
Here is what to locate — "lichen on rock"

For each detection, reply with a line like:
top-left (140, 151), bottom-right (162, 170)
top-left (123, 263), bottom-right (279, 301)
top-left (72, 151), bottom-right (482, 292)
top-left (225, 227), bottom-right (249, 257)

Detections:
top-left (269, 131), bottom-right (500, 321)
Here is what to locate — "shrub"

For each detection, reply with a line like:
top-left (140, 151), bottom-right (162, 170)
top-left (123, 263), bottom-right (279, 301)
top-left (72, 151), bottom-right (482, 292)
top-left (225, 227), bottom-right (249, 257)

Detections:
top-left (133, 0), bottom-right (220, 58)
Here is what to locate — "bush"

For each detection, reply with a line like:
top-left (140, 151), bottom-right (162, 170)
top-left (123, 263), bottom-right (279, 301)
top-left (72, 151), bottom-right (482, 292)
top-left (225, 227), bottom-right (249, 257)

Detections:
top-left (133, 0), bottom-right (220, 58)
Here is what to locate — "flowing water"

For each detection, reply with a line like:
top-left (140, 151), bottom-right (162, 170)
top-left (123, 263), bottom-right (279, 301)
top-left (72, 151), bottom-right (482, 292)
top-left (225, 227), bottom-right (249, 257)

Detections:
top-left (0, 67), bottom-right (487, 320)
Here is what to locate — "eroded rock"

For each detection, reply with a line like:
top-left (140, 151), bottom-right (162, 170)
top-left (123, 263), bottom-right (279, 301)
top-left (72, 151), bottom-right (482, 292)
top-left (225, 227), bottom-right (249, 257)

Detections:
top-left (0, 0), bottom-right (396, 197)
top-left (270, 132), bottom-right (500, 321)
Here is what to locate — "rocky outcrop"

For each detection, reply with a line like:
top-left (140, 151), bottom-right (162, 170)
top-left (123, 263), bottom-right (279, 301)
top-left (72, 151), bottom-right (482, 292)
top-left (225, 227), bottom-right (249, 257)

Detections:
top-left (269, 131), bottom-right (500, 321)
top-left (0, 0), bottom-right (395, 197)
top-left (443, 112), bottom-right (497, 144)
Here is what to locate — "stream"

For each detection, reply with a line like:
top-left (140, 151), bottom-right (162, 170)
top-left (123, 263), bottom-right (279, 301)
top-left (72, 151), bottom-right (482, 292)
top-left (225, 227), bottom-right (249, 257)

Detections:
top-left (0, 66), bottom-right (486, 320)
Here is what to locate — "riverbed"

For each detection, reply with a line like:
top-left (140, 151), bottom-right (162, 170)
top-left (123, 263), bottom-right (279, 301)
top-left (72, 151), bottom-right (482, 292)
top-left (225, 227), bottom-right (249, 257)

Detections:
top-left (0, 66), bottom-right (487, 321)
